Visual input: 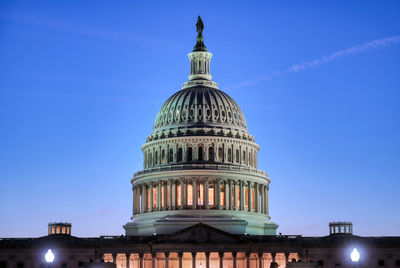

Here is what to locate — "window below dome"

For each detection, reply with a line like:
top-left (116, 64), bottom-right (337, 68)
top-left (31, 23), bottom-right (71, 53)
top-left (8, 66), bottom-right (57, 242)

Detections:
top-left (218, 147), bottom-right (223, 162)
top-left (198, 147), bottom-right (203, 160)
top-left (208, 147), bottom-right (214, 161)
top-left (236, 149), bottom-right (240, 163)
top-left (161, 150), bottom-right (166, 164)
top-left (177, 148), bottom-right (183, 162)
top-left (169, 149), bottom-right (174, 163)
top-left (187, 147), bottom-right (193, 161)
top-left (227, 148), bottom-right (232, 162)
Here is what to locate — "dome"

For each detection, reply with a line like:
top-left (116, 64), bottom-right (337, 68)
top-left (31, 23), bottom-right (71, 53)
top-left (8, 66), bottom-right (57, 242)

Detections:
top-left (151, 86), bottom-right (248, 137)
top-left (125, 17), bottom-right (277, 237)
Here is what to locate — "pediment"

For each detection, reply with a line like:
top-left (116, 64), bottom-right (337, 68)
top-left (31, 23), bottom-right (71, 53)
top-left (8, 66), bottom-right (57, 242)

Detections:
top-left (151, 223), bottom-right (246, 244)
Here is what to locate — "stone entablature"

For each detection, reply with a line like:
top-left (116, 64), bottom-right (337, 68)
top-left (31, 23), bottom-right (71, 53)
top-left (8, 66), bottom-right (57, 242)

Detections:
top-left (141, 136), bottom-right (259, 169)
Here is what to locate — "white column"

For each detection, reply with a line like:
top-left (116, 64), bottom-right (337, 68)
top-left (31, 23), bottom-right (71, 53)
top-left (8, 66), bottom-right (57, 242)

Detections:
top-left (205, 178), bottom-right (209, 209)
top-left (156, 181), bottom-right (160, 211)
top-left (178, 253), bottom-right (183, 268)
top-left (254, 183), bottom-right (259, 213)
top-left (234, 181), bottom-right (238, 210)
top-left (172, 180), bottom-right (176, 210)
top-left (165, 252), bottom-right (170, 268)
top-left (152, 253), bottom-right (156, 268)
top-left (258, 253), bottom-right (262, 268)
top-left (240, 180), bottom-right (244, 211)
top-left (219, 252), bottom-right (224, 268)
top-left (163, 181), bottom-right (168, 210)
top-left (248, 181), bottom-right (252, 212)
top-left (126, 253), bottom-right (130, 268)
top-left (265, 185), bottom-right (269, 215)
top-left (260, 184), bottom-right (265, 214)
top-left (142, 184), bottom-right (146, 213)
top-left (159, 180), bottom-right (163, 210)
top-left (149, 183), bottom-right (153, 212)
top-left (139, 253), bottom-right (143, 268)
top-left (168, 179), bottom-right (173, 210)
top-left (224, 180), bottom-right (229, 210)
top-left (216, 179), bottom-right (221, 209)
top-left (192, 177), bottom-right (197, 209)
top-left (180, 178), bottom-right (185, 209)
top-left (132, 186), bottom-right (136, 216)
top-left (228, 179), bottom-right (233, 210)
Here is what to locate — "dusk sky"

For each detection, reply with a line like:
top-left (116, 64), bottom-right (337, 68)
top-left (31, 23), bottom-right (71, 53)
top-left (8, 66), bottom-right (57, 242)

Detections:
top-left (0, 1), bottom-right (399, 238)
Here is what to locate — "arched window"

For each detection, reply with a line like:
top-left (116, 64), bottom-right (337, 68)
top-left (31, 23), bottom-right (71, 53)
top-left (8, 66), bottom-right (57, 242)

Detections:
top-left (198, 147), bottom-right (203, 160)
top-left (154, 151), bottom-right (158, 165)
top-left (169, 148), bottom-right (174, 163)
top-left (161, 149), bottom-right (165, 164)
top-left (236, 149), bottom-right (240, 163)
top-left (177, 147), bottom-right (183, 162)
top-left (243, 150), bottom-right (246, 164)
top-left (187, 147), bottom-right (193, 161)
top-left (149, 152), bottom-right (153, 166)
top-left (228, 148), bottom-right (232, 162)
top-left (249, 152), bottom-right (252, 166)
top-left (208, 147), bottom-right (214, 161)
top-left (218, 147), bottom-right (223, 161)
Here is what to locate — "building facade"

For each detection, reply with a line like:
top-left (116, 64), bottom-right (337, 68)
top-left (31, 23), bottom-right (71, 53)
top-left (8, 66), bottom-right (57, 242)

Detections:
top-left (1, 17), bottom-right (399, 268)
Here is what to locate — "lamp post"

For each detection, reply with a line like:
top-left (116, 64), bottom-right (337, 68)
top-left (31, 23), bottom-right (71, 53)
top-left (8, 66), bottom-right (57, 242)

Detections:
top-left (45, 249), bottom-right (55, 268)
top-left (350, 248), bottom-right (360, 267)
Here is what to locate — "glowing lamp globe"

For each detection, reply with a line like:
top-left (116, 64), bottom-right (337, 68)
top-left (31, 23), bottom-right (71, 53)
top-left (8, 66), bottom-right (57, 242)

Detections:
top-left (351, 248), bottom-right (360, 263)
top-left (45, 249), bottom-right (55, 263)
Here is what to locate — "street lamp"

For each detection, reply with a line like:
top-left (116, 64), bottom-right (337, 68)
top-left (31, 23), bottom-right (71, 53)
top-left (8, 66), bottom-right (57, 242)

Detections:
top-left (350, 248), bottom-right (360, 267)
top-left (45, 249), bottom-right (55, 267)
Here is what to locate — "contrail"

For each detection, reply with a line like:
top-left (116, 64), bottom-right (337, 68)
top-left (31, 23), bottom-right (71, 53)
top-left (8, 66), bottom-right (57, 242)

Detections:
top-left (228, 35), bottom-right (400, 89)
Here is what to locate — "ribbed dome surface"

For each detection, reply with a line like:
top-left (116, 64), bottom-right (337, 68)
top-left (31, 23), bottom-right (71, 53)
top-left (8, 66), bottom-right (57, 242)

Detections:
top-left (152, 86), bottom-right (248, 135)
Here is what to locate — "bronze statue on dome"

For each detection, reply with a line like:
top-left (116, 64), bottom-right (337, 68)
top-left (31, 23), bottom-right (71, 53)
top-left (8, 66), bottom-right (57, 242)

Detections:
top-left (196, 16), bottom-right (204, 36)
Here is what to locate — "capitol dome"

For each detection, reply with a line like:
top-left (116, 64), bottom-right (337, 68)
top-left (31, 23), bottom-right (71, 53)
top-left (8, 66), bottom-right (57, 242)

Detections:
top-left (124, 17), bottom-right (277, 236)
top-left (149, 86), bottom-right (251, 142)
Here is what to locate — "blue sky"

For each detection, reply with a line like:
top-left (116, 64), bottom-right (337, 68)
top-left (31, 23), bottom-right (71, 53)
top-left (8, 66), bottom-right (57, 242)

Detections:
top-left (0, 1), bottom-right (399, 237)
